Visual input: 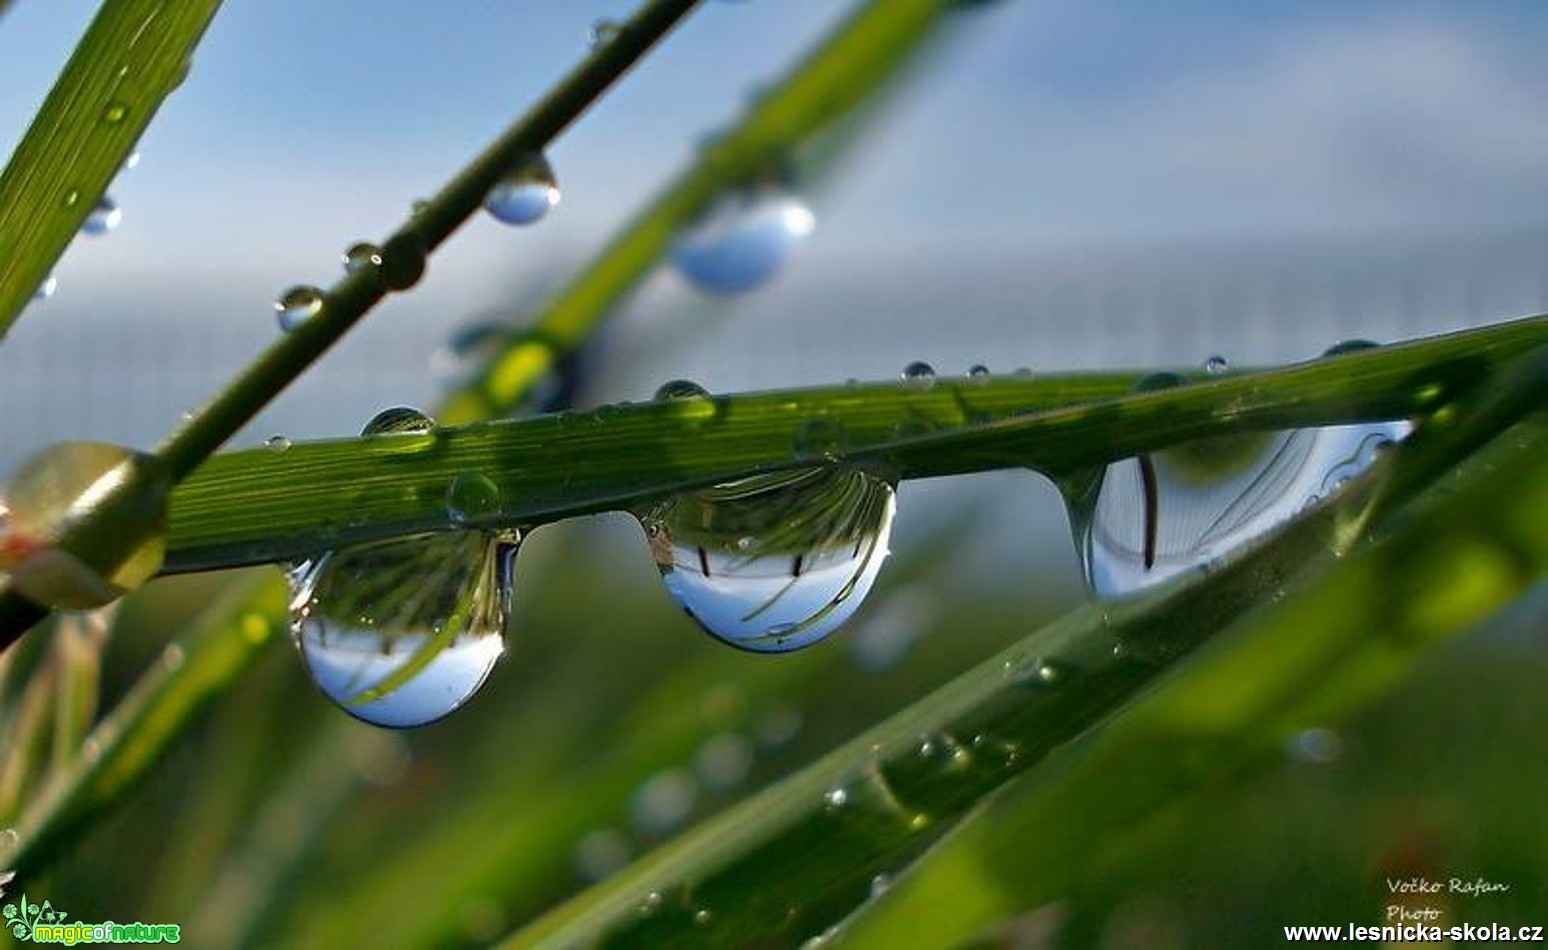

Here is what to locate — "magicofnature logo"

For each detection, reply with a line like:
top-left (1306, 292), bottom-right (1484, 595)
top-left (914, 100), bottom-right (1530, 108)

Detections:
top-left (3, 895), bottom-right (179, 945)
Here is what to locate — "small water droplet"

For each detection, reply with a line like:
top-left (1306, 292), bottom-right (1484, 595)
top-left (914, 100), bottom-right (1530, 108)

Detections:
top-left (671, 190), bottom-right (815, 295)
top-left (574, 828), bottom-right (633, 882)
top-left (379, 232), bottom-right (427, 290)
top-left (0, 442), bottom-right (169, 609)
top-left (694, 909), bottom-right (714, 927)
top-left (61, 189), bottom-right (81, 209)
top-left (793, 418), bottom-right (848, 459)
top-left (823, 787), bottom-right (849, 810)
top-left (630, 768), bottom-right (698, 836)
top-left (869, 874), bottom-right (891, 898)
top-left (122, 150), bottom-right (142, 172)
top-left (642, 466), bottom-right (894, 652)
top-left (966, 364), bottom-right (991, 382)
top-left (638, 891), bottom-right (664, 917)
top-left (901, 361), bottom-right (935, 389)
top-left (33, 273), bottom-right (58, 301)
top-left (342, 241), bottom-right (384, 275)
top-left (265, 435), bottom-right (291, 453)
top-left (1323, 339), bottom-right (1379, 358)
top-left (654, 379), bottom-right (710, 401)
top-left (81, 195), bottom-right (122, 235)
top-left (289, 530), bottom-right (516, 728)
top-left (484, 152), bottom-right (560, 226)
top-left (275, 286), bottom-right (324, 331)
top-left (100, 100), bottom-right (129, 124)
top-left (364, 406), bottom-right (435, 436)
top-left (1288, 727), bottom-right (1342, 764)
top-left (446, 472), bottom-right (501, 526)
top-left (694, 732), bottom-right (754, 790)
top-left (1203, 355), bottom-right (1228, 375)
top-left (589, 18), bottom-right (622, 48)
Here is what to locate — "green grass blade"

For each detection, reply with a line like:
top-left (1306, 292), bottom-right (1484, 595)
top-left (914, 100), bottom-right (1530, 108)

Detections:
top-left (0, 0), bottom-right (222, 337)
top-left (166, 315), bottom-right (1542, 573)
top-left (836, 423), bottom-right (1548, 948)
top-left (500, 349), bottom-right (1546, 946)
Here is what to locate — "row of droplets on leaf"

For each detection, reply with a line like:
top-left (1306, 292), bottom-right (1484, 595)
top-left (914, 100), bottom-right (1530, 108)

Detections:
top-left (28, 151), bottom-right (140, 303)
top-left (278, 342), bottom-right (1411, 728)
top-left (274, 150), bottom-right (814, 331)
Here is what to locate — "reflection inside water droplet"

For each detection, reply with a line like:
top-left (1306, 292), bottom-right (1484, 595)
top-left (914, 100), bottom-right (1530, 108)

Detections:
top-left (484, 153), bottom-right (560, 226)
top-left (275, 286), bottom-right (324, 332)
top-left (289, 530), bottom-right (516, 728)
top-left (589, 18), bottom-right (622, 48)
top-left (1074, 420), bottom-right (1411, 598)
top-left (671, 190), bottom-right (814, 295)
top-left (641, 466), bottom-right (894, 652)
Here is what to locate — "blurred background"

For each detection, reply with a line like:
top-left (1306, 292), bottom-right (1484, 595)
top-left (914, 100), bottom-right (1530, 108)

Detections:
top-left (1, 1), bottom-right (1545, 946)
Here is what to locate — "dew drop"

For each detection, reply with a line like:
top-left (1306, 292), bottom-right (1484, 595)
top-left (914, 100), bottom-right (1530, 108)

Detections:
top-left (901, 361), bottom-right (935, 389)
top-left (573, 828), bottom-right (633, 882)
top-left (1288, 727), bottom-right (1342, 765)
top-left (0, 441), bottom-right (169, 610)
top-left (122, 150), bottom-right (142, 172)
top-left (265, 435), bottom-right (291, 453)
top-left (342, 241), bottom-right (384, 275)
top-left (671, 190), bottom-right (815, 295)
top-left (1072, 415), bottom-right (1413, 598)
top-left (654, 378), bottom-right (710, 401)
top-left (1203, 355), bottom-right (1229, 375)
top-left (446, 472), bottom-right (501, 526)
top-left (484, 152), bottom-right (560, 226)
top-left (641, 466), bottom-right (894, 652)
top-left (379, 231), bottom-right (427, 290)
top-left (869, 874), bottom-right (891, 898)
top-left (33, 273), bottom-right (58, 301)
top-left (589, 18), bottom-right (622, 48)
top-left (694, 732), bottom-right (754, 790)
top-left (1323, 339), bottom-right (1379, 358)
top-left (275, 286), bottom-right (324, 332)
top-left (81, 195), bottom-right (122, 235)
top-left (823, 787), bottom-right (849, 810)
top-left (100, 100), bottom-right (129, 124)
top-left (694, 909), bottom-right (714, 928)
top-left (629, 768), bottom-right (698, 836)
top-left (364, 406), bottom-right (435, 436)
top-left (966, 364), bottom-right (991, 382)
top-left (288, 529), bottom-right (515, 728)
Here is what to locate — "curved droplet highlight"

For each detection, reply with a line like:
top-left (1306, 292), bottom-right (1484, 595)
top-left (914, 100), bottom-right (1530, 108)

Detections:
top-left (289, 530), bottom-right (516, 728)
top-left (641, 466), bottom-right (895, 652)
top-left (670, 190), bottom-right (814, 295)
top-left (275, 286), bottom-right (324, 332)
top-left (1074, 420), bottom-right (1411, 598)
top-left (484, 153), bottom-right (560, 226)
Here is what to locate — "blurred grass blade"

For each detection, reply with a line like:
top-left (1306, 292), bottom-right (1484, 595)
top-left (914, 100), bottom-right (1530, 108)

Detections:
top-left (0, 0), bottom-right (222, 337)
top-left (502, 350), bottom-right (1546, 946)
top-left (837, 419), bottom-right (1548, 948)
top-left (166, 315), bottom-right (1544, 573)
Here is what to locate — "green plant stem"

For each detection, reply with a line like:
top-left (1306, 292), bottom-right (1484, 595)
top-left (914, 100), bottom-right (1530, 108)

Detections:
top-left (441, 0), bottom-right (961, 425)
top-left (0, 0), bottom-right (704, 648)
top-left (165, 315), bottom-right (1542, 573)
top-left (501, 349), bottom-right (1547, 947)
top-left (0, 0), bottom-right (222, 337)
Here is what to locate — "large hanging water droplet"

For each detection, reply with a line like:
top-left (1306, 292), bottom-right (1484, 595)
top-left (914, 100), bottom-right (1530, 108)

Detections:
top-left (484, 153), bottom-right (560, 226)
top-left (901, 361), bottom-right (935, 389)
top-left (275, 286), bottom-right (324, 332)
top-left (289, 530), bottom-right (516, 728)
top-left (641, 466), bottom-right (895, 652)
top-left (1073, 419), bottom-right (1411, 598)
top-left (81, 195), bottom-right (122, 235)
top-left (670, 190), bottom-right (815, 295)
top-left (1, 441), bottom-right (169, 609)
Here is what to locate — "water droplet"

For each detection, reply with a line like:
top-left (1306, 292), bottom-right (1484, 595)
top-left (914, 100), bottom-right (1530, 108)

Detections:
top-left (792, 418), bottom-right (848, 459)
top-left (1288, 727), bottom-right (1342, 765)
top-left (694, 732), bottom-right (754, 790)
top-left (275, 286), bottom-right (324, 331)
top-left (1073, 420), bottom-right (1412, 598)
top-left (694, 909), bottom-right (714, 927)
top-left (342, 241), bottom-right (384, 275)
top-left (289, 529), bottom-right (515, 728)
top-left (100, 100), bottom-right (129, 124)
top-left (1203, 355), bottom-right (1229, 375)
top-left (1323, 339), bottom-right (1379, 358)
top-left (379, 232), bottom-right (427, 290)
top-left (364, 406), bottom-right (434, 436)
top-left (589, 18), bottom-right (622, 48)
top-left (484, 153), bottom-right (560, 226)
top-left (642, 466), bottom-right (895, 652)
top-left (966, 364), bottom-right (991, 382)
top-left (33, 273), bottom-right (58, 301)
top-left (823, 787), bottom-right (849, 810)
top-left (265, 435), bottom-right (291, 453)
top-left (81, 195), bottom-right (122, 235)
top-left (574, 828), bottom-right (633, 882)
top-left (61, 189), bottom-right (81, 209)
top-left (630, 768), bottom-right (698, 836)
top-left (638, 891), bottom-right (664, 917)
top-left (654, 379), bottom-right (710, 401)
top-left (671, 190), bottom-right (815, 295)
top-left (0, 441), bottom-right (169, 609)
top-left (901, 361), bottom-right (935, 389)
top-left (869, 874), bottom-right (891, 898)
top-left (122, 150), bottom-right (142, 172)
top-left (446, 472), bottom-right (501, 526)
